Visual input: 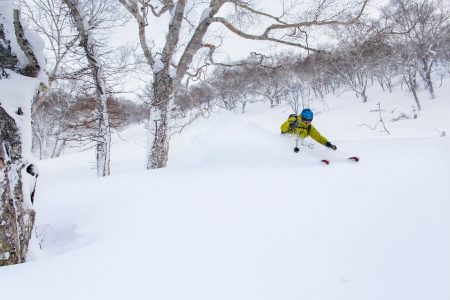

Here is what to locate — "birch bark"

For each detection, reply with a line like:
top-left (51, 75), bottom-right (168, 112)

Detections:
top-left (146, 0), bottom-right (186, 168)
top-left (0, 5), bottom-right (43, 266)
top-left (63, 0), bottom-right (111, 177)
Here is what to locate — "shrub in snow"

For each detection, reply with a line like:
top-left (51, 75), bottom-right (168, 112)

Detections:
top-left (390, 105), bottom-right (419, 122)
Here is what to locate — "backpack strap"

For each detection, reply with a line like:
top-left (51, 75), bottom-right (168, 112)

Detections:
top-left (283, 115), bottom-right (311, 135)
top-left (296, 124), bottom-right (312, 135)
top-left (287, 115), bottom-right (299, 132)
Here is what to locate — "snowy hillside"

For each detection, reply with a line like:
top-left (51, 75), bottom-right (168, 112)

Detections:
top-left (1, 84), bottom-right (449, 300)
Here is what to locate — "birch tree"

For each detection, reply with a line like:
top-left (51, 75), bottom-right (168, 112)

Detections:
top-left (63, 0), bottom-right (112, 177)
top-left (0, 2), bottom-right (45, 266)
top-left (120, 0), bottom-right (369, 170)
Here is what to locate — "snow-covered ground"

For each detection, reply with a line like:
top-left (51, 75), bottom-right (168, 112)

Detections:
top-left (1, 83), bottom-right (449, 300)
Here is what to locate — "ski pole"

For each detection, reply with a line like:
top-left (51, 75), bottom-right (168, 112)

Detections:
top-left (294, 136), bottom-right (300, 153)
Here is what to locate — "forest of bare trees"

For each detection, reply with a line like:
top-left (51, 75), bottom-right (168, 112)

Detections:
top-left (178, 0), bottom-right (450, 115)
top-left (19, 0), bottom-right (449, 176)
top-left (20, 0), bottom-right (373, 171)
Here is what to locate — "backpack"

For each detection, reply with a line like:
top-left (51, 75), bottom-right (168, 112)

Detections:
top-left (281, 114), bottom-right (311, 135)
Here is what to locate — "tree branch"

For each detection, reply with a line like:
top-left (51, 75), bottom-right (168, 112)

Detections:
top-left (202, 43), bottom-right (279, 69)
top-left (119, 0), bottom-right (155, 67)
top-left (210, 16), bottom-right (320, 52)
top-left (210, 0), bottom-right (369, 52)
top-left (230, 0), bottom-right (288, 24)
top-left (148, 0), bottom-right (175, 17)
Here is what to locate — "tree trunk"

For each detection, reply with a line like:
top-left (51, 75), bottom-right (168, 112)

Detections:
top-left (357, 72), bottom-right (368, 103)
top-left (53, 139), bottom-right (67, 158)
top-left (377, 76), bottom-right (385, 91)
top-left (421, 59), bottom-right (435, 99)
top-left (96, 102), bottom-right (111, 176)
top-left (144, 0), bottom-right (187, 170)
top-left (0, 108), bottom-right (36, 266)
top-left (385, 75), bottom-right (393, 93)
top-left (146, 71), bottom-right (174, 170)
top-left (32, 126), bottom-right (43, 160)
top-left (0, 5), bottom-right (42, 266)
top-left (411, 87), bottom-right (421, 111)
top-left (361, 87), bottom-right (368, 103)
top-left (425, 70), bottom-right (435, 100)
top-left (50, 138), bottom-right (66, 158)
top-left (404, 71), bottom-right (422, 111)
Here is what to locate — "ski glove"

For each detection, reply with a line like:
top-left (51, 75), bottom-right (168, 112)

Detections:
top-left (326, 142), bottom-right (337, 151)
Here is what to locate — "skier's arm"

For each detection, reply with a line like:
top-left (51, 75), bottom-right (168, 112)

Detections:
top-left (309, 126), bottom-right (328, 146)
top-left (310, 126), bottom-right (337, 150)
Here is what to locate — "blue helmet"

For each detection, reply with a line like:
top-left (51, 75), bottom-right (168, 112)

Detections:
top-left (301, 108), bottom-right (314, 122)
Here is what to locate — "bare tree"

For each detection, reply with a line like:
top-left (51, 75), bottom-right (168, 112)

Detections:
top-left (283, 76), bottom-right (310, 113)
top-left (289, 53), bottom-right (336, 109)
top-left (210, 66), bottom-right (258, 113)
top-left (254, 64), bottom-right (288, 108)
top-left (32, 88), bottom-right (73, 159)
top-left (62, 0), bottom-right (129, 177)
top-left (383, 0), bottom-right (450, 99)
top-left (328, 22), bottom-right (388, 103)
top-left (120, 0), bottom-right (369, 169)
top-left (0, 4), bottom-right (45, 266)
top-left (396, 43), bottom-right (423, 110)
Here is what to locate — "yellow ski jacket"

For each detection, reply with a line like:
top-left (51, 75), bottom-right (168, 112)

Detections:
top-left (280, 115), bottom-right (329, 146)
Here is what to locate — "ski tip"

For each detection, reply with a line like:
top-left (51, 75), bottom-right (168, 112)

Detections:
top-left (348, 156), bottom-right (360, 162)
top-left (321, 159), bottom-right (330, 165)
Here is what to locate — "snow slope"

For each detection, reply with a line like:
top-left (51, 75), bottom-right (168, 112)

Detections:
top-left (1, 84), bottom-right (449, 300)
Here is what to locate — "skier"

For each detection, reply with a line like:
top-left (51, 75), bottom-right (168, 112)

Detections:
top-left (281, 108), bottom-right (337, 153)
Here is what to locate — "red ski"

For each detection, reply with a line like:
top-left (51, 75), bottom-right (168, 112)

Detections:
top-left (321, 157), bottom-right (360, 164)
